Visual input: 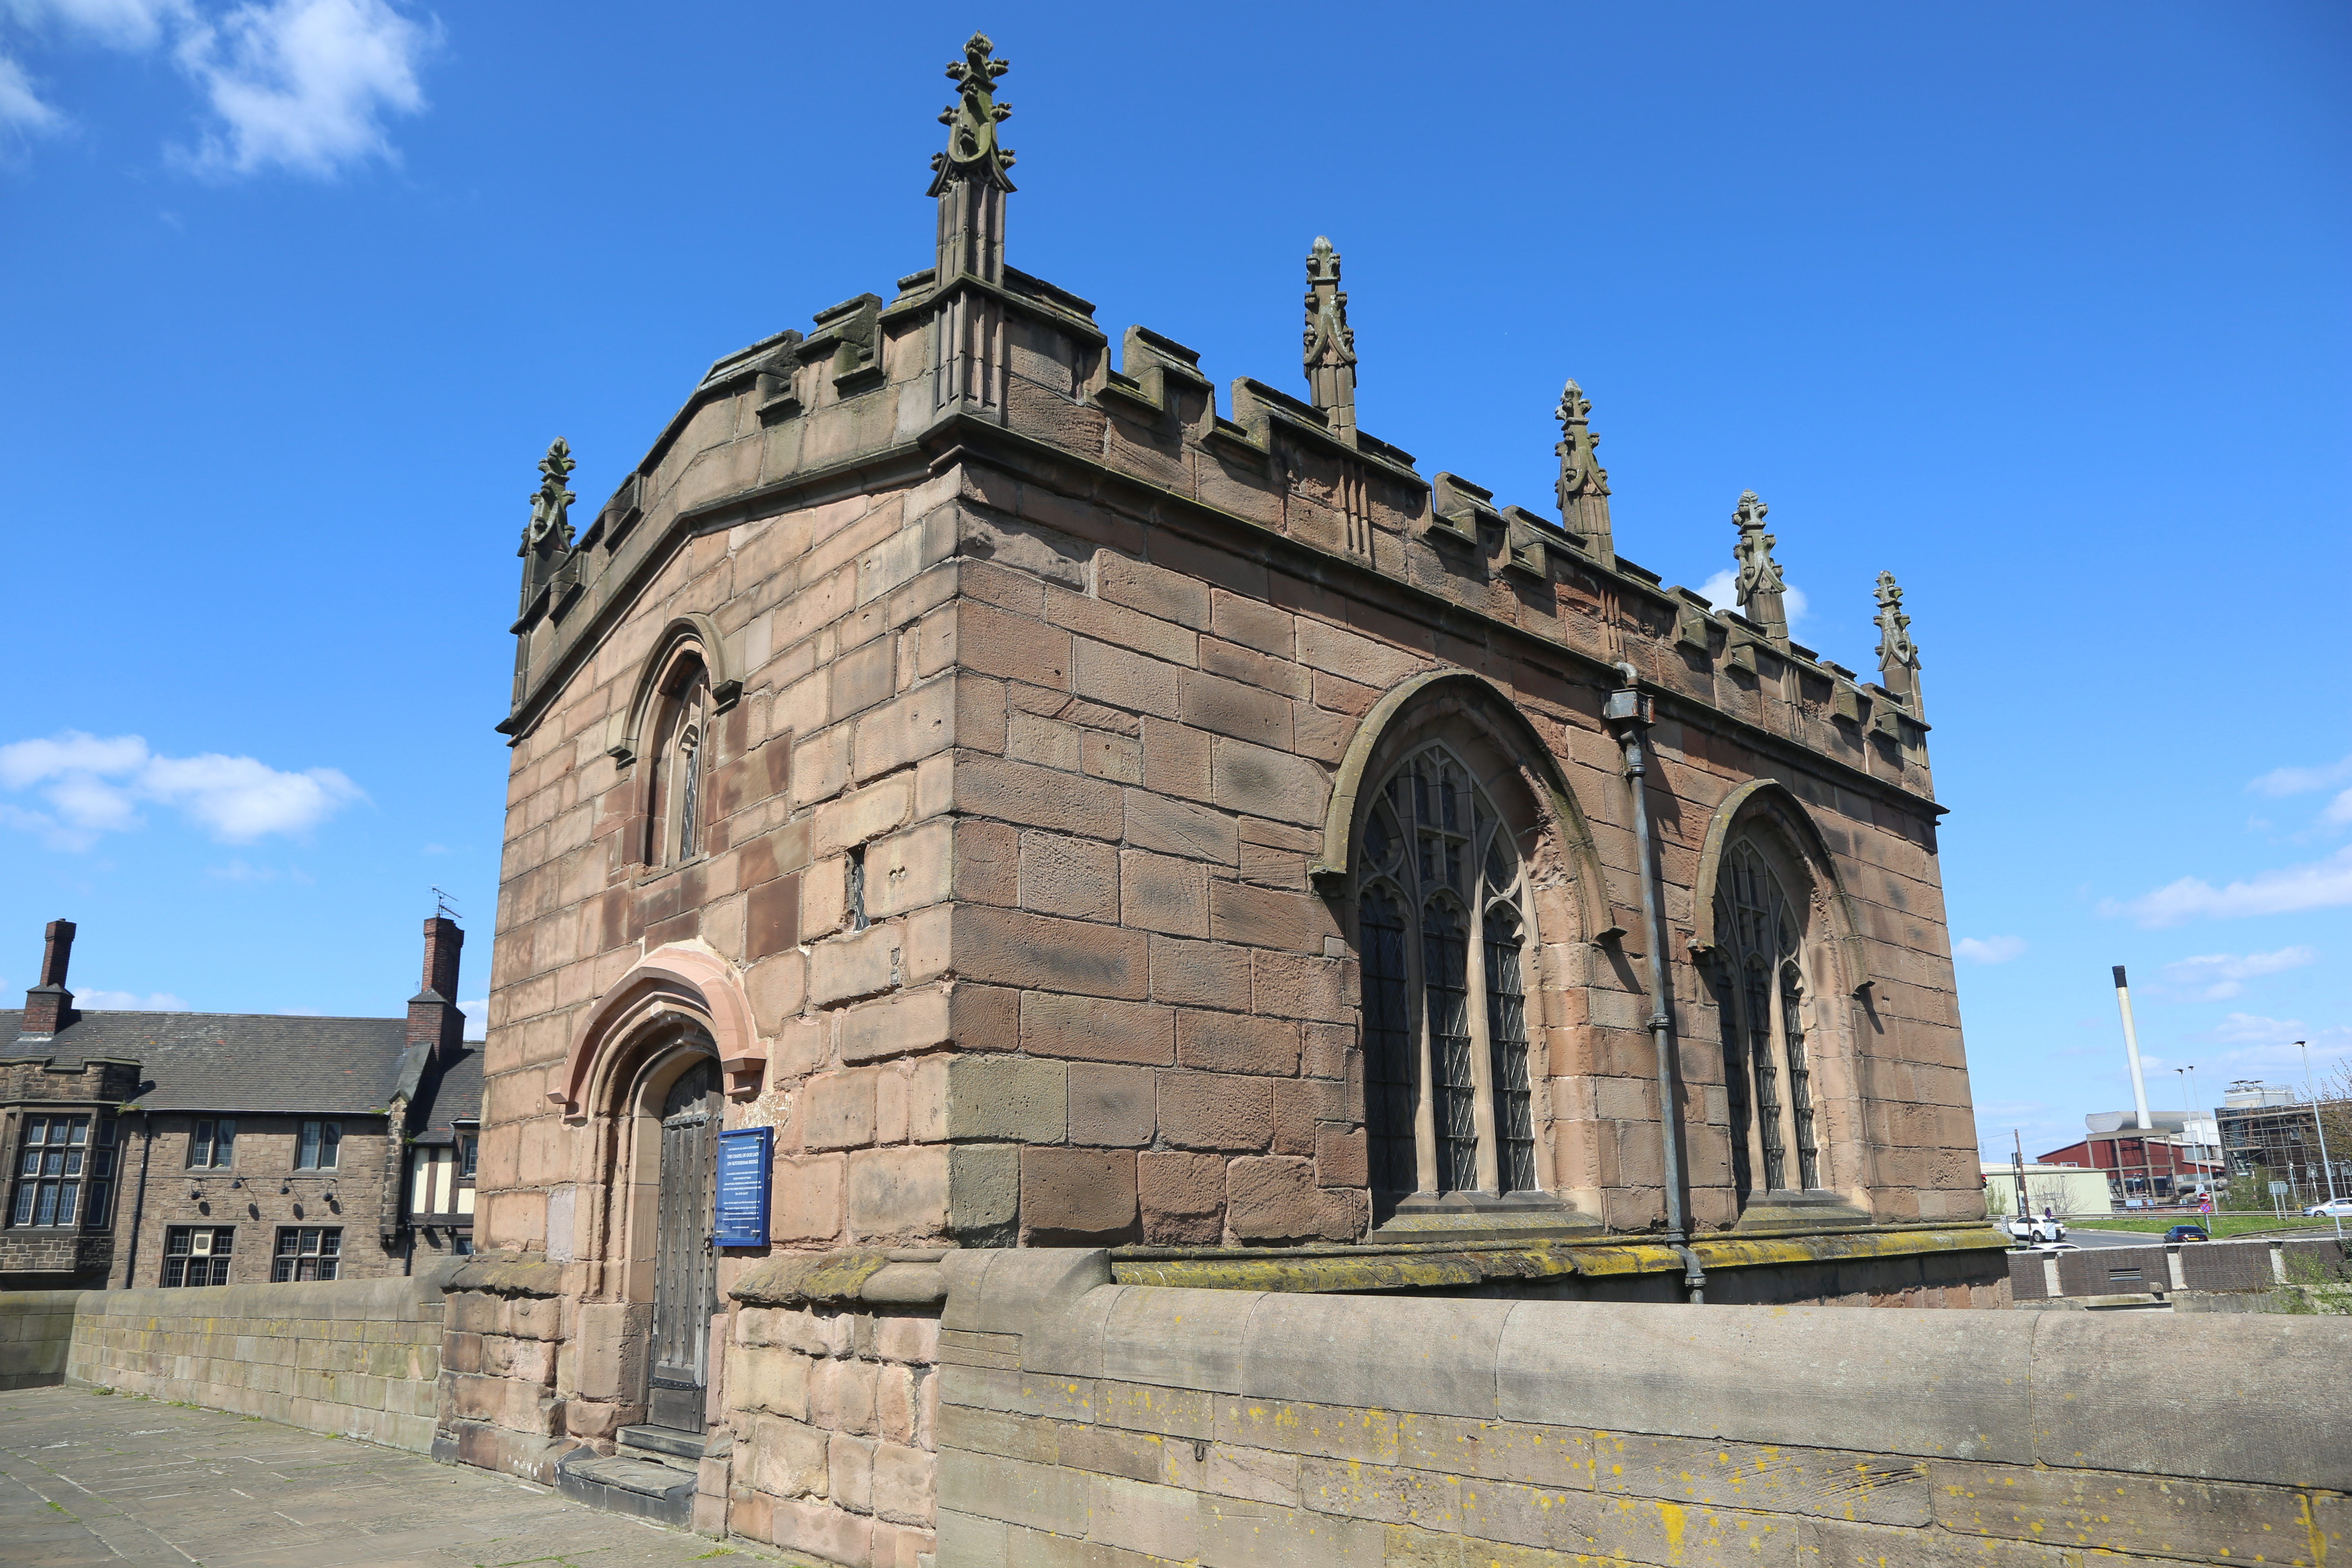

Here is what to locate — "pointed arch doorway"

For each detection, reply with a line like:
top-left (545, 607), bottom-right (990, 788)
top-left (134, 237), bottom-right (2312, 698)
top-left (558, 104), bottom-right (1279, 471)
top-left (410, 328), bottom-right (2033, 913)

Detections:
top-left (647, 1058), bottom-right (719, 1431)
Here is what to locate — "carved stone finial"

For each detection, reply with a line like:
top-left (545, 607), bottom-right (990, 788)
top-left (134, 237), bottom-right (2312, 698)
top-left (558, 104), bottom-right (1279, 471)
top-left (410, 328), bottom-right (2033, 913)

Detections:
top-left (1553, 378), bottom-right (1615, 564)
top-left (1873, 569), bottom-right (1921, 709)
top-left (1301, 236), bottom-right (1357, 441)
top-left (520, 438), bottom-right (577, 558)
top-left (1731, 489), bottom-right (1788, 640)
top-left (929, 31), bottom-right (1015, 194)
top-left (929, 32), bottom-right (1015, 287)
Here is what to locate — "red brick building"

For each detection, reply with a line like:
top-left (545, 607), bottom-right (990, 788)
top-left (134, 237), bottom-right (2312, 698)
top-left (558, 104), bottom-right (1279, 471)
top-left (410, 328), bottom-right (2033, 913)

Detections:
top-left (2040, 1120), bottom-right (2223, 1205)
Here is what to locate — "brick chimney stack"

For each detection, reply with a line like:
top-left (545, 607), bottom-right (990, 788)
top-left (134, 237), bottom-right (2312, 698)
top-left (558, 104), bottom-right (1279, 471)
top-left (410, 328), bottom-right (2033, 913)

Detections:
top-left (21, 919), bottom-right (78, 1034)
top-left (405, 915), bottom-right (466, 1063)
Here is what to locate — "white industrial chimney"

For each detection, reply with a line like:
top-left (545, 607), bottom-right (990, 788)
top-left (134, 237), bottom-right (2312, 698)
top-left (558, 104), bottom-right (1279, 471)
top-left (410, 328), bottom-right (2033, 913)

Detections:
top-left (2112, 964), bottom-right (2152, 1130)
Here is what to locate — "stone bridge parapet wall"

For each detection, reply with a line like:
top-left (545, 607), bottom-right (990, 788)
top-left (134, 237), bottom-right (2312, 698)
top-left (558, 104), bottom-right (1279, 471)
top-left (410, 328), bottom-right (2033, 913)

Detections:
top-left (930, 1250), bottom-right (2350, 1568)
top-left (0, 1270), bottom-right (457, 1452)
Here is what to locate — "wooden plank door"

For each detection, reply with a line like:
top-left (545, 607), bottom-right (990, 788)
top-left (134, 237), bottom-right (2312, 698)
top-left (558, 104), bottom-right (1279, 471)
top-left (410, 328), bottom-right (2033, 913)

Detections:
top-left (647, 1059), bottom-right (718, 1431)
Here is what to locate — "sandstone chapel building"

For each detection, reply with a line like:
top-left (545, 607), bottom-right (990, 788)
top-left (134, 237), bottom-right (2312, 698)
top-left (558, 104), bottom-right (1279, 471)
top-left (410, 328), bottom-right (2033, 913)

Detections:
top-left (460, 32), bottom-right (1996, 1543)
top-left (0, 918), bottom-right (482, 1289)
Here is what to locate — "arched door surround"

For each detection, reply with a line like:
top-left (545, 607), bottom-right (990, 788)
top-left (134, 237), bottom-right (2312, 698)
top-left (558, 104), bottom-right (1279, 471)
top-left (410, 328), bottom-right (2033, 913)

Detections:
top-left (549, 944), bottom-right (762, 1117)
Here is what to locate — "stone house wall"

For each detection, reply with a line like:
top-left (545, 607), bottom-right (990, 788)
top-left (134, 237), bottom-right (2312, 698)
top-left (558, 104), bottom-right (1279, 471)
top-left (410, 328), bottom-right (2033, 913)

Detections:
top-left (105, 1112), bottom-right (402, 1289)
top-left (0, 1062), bottom-right (139, 1289)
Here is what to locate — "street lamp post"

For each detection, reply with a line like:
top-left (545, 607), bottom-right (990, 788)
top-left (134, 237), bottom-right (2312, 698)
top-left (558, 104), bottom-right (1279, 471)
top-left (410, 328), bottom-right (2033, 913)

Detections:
top-left (2175, 1066), bottom-right (2201, 1227)
top-left (2300, 1040), bottom-right (2345, 1244)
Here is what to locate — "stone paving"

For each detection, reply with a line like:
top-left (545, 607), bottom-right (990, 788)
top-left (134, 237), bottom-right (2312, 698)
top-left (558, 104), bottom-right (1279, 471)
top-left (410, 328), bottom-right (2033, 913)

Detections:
top-left (0, 1386), bottom-right (807, 1568)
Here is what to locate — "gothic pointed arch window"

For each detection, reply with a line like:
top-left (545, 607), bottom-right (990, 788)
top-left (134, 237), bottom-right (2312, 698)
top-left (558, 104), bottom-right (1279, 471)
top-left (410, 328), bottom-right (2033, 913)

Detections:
top-left (1708, 840), bottom-right (1821, 1203)
top-left (1356, 743), bottom-right (1541, 1200)
top-left (646, 656), bottom-right (713, 867)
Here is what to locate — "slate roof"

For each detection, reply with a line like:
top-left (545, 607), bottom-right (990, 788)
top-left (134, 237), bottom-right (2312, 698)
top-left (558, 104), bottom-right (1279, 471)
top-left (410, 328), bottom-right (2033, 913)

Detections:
top-left (406, 1044), bottom-right (483, 1141)
top-left (1, 1009), bottom-right (410, 1116)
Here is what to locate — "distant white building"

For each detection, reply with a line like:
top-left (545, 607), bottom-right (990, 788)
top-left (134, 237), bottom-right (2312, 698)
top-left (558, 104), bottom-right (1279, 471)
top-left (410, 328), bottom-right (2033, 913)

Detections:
top-left (1981, 1160), bottom-right (2115, 1217)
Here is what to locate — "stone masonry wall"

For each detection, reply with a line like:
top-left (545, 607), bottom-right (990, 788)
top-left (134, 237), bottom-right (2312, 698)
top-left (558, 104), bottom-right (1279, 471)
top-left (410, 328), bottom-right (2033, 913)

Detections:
top-left (58, 1270), bottom-right (452, 1452)
top-left (0, 1289), bottom-right (79, 1389)
top-left (483, 307), bottom-right (1982, 1268)
top-left (932, 1250), bottom-right (2349, 1568)
top-left (724, 1254), bottom-right (947, 1568)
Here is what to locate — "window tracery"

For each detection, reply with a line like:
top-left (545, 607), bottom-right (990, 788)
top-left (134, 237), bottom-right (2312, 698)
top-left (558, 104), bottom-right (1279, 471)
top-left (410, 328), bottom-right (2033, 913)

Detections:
top-left (1354, 744), bottom-right (1541, 1198)
top-left (1709, 839), bottom-right (1822, 1200)
top-left (646, 659), bottom-right (712, 867)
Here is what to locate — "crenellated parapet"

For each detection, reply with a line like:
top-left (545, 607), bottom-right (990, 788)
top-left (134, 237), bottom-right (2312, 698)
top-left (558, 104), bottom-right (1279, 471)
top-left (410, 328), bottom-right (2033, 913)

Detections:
top-left (497, 33), bottom-right (1935, 810)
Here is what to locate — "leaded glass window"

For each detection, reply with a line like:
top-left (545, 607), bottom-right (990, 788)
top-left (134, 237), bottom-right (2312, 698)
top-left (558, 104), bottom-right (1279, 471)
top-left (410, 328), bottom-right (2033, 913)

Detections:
top-left (272, 1226), bottom-right (341, 1281)
top-left (1354, 744), bottom-right (1543, 1198)
top-left (1710, 841), bottom-right (1822, 1199)
top-left (162, 1226), bottom-right (234, 1287)
top-left (648, 660), bottom-right (712, 867)
top-left (9, 1114), bottom-right (109, 1229)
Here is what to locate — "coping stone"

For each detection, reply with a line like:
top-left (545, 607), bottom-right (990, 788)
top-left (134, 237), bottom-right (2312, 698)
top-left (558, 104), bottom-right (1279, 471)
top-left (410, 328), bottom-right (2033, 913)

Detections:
top-left (1493, 1299), bottom-right (2038, 1463)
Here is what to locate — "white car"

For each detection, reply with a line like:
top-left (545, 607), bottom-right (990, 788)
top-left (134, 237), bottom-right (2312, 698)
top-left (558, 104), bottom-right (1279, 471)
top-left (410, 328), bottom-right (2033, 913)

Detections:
top-left (2304, 1198), bottom-right (2352, 1218)
top-left (2002, 1216), bottom-right (2068, 1244)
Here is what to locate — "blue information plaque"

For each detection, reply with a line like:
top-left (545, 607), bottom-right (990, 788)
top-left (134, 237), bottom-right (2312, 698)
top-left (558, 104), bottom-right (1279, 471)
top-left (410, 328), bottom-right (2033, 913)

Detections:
top-left (712, 1126), bottom-right (772, 1248)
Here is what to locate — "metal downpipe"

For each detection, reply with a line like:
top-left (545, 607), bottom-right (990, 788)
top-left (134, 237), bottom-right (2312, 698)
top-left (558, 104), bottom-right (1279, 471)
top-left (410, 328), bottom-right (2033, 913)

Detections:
top-left (1608, 664), bottom-right (1705, 1303)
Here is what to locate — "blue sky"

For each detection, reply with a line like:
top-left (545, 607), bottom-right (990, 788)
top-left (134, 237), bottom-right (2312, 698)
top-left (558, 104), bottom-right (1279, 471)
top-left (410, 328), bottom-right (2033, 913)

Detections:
top-left (1, 2), bottom-right (2345, 1154)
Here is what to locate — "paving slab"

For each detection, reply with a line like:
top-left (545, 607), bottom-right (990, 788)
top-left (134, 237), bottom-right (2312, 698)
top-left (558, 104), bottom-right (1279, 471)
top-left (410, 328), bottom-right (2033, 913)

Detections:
top-left (0, 1385), bottom-right (810, 1568)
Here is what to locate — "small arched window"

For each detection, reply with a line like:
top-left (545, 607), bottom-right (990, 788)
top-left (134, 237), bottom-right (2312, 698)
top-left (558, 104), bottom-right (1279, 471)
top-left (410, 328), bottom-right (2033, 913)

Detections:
top-left (646, 659), bottom-right (712, 867)
top-left (1356, 744), bottom-right (1540, 1198)
top-left (1709, 840), bottom-right (1821, 1202)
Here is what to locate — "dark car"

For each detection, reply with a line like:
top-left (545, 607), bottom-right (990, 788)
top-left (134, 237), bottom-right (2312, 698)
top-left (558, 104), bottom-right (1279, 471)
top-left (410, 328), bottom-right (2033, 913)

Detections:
top-left (2166, 1224), bottom-right (2209, 1243)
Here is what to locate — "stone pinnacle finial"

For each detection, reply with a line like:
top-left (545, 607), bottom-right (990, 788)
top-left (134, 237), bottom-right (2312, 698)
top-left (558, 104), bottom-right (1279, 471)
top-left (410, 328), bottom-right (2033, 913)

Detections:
top-left (1301, 236), bottom-right (1357, 441)
top-left (1873, 569), bottom-right (1922, 710)
top-left (929, 32), bottom-right (1015, 286)
top-left (1731, 490), bottom-right (1787, 641)
top-left (930, 32), bottom-right (1015, 193)
top-left (1553, 378), bottom-right (1615, 564)
top-left (521, 438), bottom-right (577, 558)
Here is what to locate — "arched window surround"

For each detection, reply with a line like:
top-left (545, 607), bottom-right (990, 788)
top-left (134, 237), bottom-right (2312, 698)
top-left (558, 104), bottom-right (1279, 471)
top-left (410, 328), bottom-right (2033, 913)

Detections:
top-left (607, 616), bottom-right (741, 871)
top-left (1330, 673), bottom-right (1615, 1222)
top-left (1688, 780), bottom-right (1878, 1221)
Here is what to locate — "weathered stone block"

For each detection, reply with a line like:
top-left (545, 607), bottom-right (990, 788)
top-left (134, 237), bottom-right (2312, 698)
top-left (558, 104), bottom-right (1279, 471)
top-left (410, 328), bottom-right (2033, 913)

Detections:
top-left (1068, 1062), bottom-right (1156, 1147)
top-left (1020, 1147), bottom-right (1138, 1242)
top-left (945, 1054), bottom-right (1067, 1143)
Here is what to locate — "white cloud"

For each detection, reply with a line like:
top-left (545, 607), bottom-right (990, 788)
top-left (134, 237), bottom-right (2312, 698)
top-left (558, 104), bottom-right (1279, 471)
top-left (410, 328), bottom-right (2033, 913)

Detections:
top-left (0, 729), bottom-right (365, 848)
top-left (171, 0), bottom-right (432, 178)
top-left (2104, 846), bottom-right (2352, 928)
top-left (1698, 569), bottom-right (1810, 630)
top-left (2162, 945), bottom-right (2318, 1000)
top-left (1, 0), bottom-right (430, 175)
top-left (2325, 788), bottom-right (2352, 828)
top-left (2209, 1012), bottom-right (2303, 1045)
top-left (0, 48), bottom-right (60, 129)
top-left (3, 0), bottom-right (191, 48)
top-left (0, 731), bottom-right (148, 785)
top-left (459, 996), bottom-right (485, 1041)
top-left (1954, 935), bottom-right (2027, 964)
top-left (144, 750), bottom-right (363, 838)
top-left (2248, 753), bottom-right (2352, 799)
top-left (77, 987), bottom-right (192, 1010)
